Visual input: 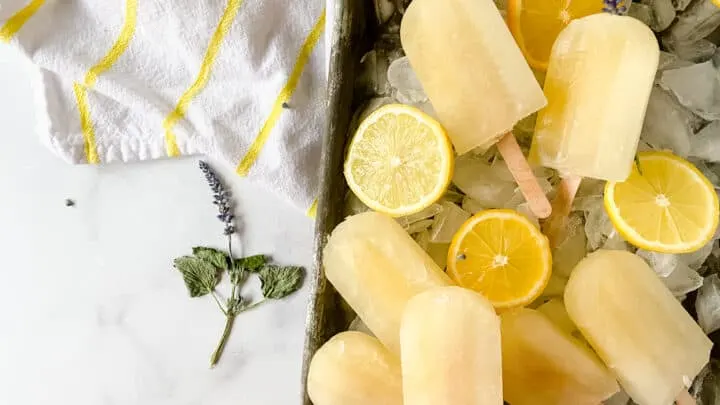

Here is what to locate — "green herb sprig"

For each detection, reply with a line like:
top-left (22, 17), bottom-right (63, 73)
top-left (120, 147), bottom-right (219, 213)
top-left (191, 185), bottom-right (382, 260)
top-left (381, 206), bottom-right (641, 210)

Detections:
top-left (173, 161), bottom-right (305, 368)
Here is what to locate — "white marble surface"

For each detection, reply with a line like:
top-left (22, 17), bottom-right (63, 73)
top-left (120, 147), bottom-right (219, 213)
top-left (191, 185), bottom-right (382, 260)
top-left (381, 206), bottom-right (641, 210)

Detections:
top-left (0, 45), bottom-right (315, 404)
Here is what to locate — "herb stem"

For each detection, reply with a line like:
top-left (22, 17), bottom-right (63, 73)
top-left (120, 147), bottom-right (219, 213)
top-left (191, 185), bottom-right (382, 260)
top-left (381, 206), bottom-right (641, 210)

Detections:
top-left (239, 298), bottom-right (267, 313)
top-left (210, 313), bottom-right (236, 368)
top-left (228, 234), bottom-right (239, 301)
top-left (211, 291), bottom-right (227, 315)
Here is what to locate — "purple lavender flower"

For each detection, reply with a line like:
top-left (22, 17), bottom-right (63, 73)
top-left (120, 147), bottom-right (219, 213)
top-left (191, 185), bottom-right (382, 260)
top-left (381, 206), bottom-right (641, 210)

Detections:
top-left (603, 0), bottom-right (628, 14)
top-left (199, 161), bottom-right (236, 235)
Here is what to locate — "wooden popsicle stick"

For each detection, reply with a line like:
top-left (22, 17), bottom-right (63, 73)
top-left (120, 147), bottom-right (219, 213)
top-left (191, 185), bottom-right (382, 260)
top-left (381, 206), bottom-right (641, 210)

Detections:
top-left (675, 390), bottom-right (696, 405)
top-left (542, 174), bottom-right (583, 249)
top-left (496, 132), bottom-right (552, 219)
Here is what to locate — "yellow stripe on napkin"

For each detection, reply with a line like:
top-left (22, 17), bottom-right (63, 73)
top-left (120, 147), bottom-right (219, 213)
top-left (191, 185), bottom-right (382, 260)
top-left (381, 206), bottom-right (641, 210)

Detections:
top-left (0, 0), bottom-right (45, 42)
top-left (74, 0), bottom-right (138, 164)
top-left (236, 9), bottom-right (326, 177)
top-left (163, 0), bottom-right (244, 157)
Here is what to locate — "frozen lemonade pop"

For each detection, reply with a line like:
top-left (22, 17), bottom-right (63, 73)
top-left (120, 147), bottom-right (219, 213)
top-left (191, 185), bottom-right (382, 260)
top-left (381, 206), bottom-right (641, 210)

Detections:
top-left (401, 0), bottom-right (552, 219)
top-left (531, 14), bottom-right (659, 245)
top-left (323, 212), bottom-right (453, 354)
top-left (401, 286), bottom-right (503, 405)
top-left (565, 250), bottom-right (712, 405)
top-left (307, 332), bottom-right (403, 405)
top-left (501, 308), bottom-right (618, 405)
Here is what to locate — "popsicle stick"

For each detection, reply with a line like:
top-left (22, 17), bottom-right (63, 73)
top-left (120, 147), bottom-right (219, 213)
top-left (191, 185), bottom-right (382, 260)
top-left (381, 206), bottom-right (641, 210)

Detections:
top-left (496, 132), bottom-right (552, 219)
top-left (542, 175), bottom-right (582, 249)
top-left (675, 390), bottom-right (696, 405)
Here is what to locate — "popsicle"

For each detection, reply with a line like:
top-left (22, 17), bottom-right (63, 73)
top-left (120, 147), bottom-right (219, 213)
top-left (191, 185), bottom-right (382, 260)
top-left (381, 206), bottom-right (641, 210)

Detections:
top-left (500, 308), bottom-right (619, 405)
top-left (530, 14), bottom-right (659, 246)
top-left (401, 0), bottom-right (552, 219)
top-left (401, 286), bottom-right (503, 405)
top-left (565, 250), bottom-right (712, 405)
top-left (322, 212), bottom-right (453, 354)
top-left (307, 331), bottom-right (403, 405)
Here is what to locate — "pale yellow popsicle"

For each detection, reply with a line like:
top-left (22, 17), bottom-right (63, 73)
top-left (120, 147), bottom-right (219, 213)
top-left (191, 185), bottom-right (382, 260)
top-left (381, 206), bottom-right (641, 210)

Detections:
top-left (400, 0), bottom-right (547, 155)
top-left (531, 14), bottom-right (659, 182)
top-left (323, 212), bottom-right (453, 354)
top-left (565, 250), bottom-right (712, 405)
top-left (401, 286), bottom-right (503, 405)
top-left (501, 308), bottom-right (618, 405)
top-left (307, 331), bottom-right (403, 405)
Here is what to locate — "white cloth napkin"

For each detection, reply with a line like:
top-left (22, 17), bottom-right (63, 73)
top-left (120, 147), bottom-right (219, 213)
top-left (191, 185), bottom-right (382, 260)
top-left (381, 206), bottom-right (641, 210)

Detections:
top-left (0, 0), bottom-right (327, 214)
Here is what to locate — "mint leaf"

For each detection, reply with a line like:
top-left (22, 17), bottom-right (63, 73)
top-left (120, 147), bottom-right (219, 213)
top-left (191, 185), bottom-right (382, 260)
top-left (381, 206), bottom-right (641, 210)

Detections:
top-left (192, 246), bottom-right (230, 269)
top-left (174, 256), bottom-right (221, 297)
top-left (258, 265), bottom-right (305, 299)
top-left (234, 254), bottom-right (268, 272)
top-left (227, 267), bottom-right (248, 285)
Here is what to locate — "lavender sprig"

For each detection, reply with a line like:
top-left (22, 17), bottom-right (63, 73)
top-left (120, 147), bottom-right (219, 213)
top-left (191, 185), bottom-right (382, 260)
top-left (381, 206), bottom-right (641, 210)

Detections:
top-left (603, 0), bottom-right (628, 15)
top-left (199, 160), bottom-right (236, 236)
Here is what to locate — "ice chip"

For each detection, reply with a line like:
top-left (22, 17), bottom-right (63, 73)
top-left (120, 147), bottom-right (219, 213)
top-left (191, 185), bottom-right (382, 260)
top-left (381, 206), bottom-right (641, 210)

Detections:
top-left (396, 203), bottom-right (443, 228)
top-left (429, 201), bottom-right (470, 243)
top-left (629, 3), bottom-right (657, 28)
top-left (690, 121), bottom-right (720, 162)
top-left (373, 0), bottom-right (395, 24)
top-left (452, 155), bottom-right (517, 208)
top-left (661, 261), bottom-right (704, 296)
top-left (659, 61), bottom-right (720, 121)
top-left (689, 360), bottom-right (720, 405)
top-left (658, 51), bottom-right (695, 70)
top-left (666, 0), bottom-right (720, 44)
top-left (515, 203), bottom-right (540, 229)
top-left (413, 99), bottom-right (438, 119)
top-left (681, 238), bottom-right (717, 269)
top-left (696, 274), bottom-right (720, 335)
top-left (461, 196), bottom-right (484, 214)
top-left (553, 213), bottom-right (587, 278)
top-left (603, 390), bottom-right (631, 405)
top-left (637, 249), bottom-right (681, 277)
top-left (583, 196), bottom-right (619, 251)
top-left (664, 38), bottom-right (718, 62)
top-left (387, 56), bottom-right (428, 104)
top-left (672, 0), bottom-right (694, 11)
top-left (642, 0), bottom-right (676, 31)
top-left (542, 273), bottom-right (569, 298)
top-left (641, 86), bottom-right (696, 156)
top-left (345, 191), bottom-right (371, 217)
top-left (426, 243), bottom-right (450, 269)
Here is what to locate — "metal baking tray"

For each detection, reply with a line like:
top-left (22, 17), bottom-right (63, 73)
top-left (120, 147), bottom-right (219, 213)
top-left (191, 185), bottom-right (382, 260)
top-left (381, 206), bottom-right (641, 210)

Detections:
top-left (299, 0), bottom-right (720, 403)
top-left (299, 0), bottom-right (372, 403)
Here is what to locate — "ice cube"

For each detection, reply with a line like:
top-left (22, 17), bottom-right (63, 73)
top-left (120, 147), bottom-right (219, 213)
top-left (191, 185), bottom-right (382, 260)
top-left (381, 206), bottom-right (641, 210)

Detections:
top-left (413, 99), bottom-right (438, 119)
top-left (356, 47), bottom-right (402, 97)
top-left (387, 56), bottom-right (428, 104)
top-left (396, 203), bottom-right (443, 228)
top-left (661, 262), bottom-right (704, 296)
top-left (583, 197), bottom-right (620, 251)
top-left (553, 213), bottom-right (587, 278)
top-left (407, 219), bottom-right (434, 235)
top-left (658, 51), bottom-right (695, 71)
top-left (660, 61), bottom-right (720, 121)
top-left (441, 188), bottom-right (465, 204)
top-left (414, 229), bottom-right (430, 250)
top-left (629, 2), bottom-right (657, 28)
top-left (690, 121), bottom-right (720, 162)
top-left (602, 229), bottom-right (629, 251)
top-left (461, 196), bottom-right (484, 214)
top-left (690, 157), bottom-right (720, 186)
top-left (641, 86), bottom-right (696, 156)
top-left (637, 249), bottom-right (681, 277)
top-left (348, 316), bottom-right (376, 337)
top-left (672, 0), bottom-right (694, 11)
top-left (663, 38), bottom-right (718, 62)
top-left (666, 0), bottom-right (720, 43)
top-left (681, 237), bottom-right (717, 269)
top-left (641, 0), bottom-right (676, 31)
top-left (452, 155), bottom-right (517, 208)
top-left (696, 274), bottom-right (720, 335)
top-left (373, 0), bottom-right (395, 24)
top-left (429, 201), bottom-right (470, 243)
top-left (542, 273), bottom-right (569, 298)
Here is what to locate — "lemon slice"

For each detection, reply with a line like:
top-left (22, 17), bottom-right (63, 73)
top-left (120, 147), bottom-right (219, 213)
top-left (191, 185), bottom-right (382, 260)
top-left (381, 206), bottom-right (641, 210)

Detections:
top-left (447, 209), bottom-right (552, 310)
top-left (344, 104), bottom-right (454, 217)
top-left (507, 0), bottom-right (603, 71)
top-left (604, 151), bottom-right (720, 254)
